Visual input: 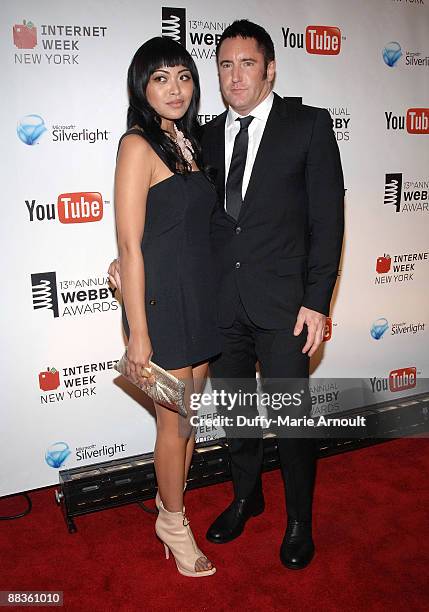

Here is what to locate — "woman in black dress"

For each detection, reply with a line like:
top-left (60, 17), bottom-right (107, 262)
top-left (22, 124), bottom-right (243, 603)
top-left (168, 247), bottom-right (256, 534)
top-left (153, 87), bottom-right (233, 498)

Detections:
top-left (114, 38), bottom-right (220, 577)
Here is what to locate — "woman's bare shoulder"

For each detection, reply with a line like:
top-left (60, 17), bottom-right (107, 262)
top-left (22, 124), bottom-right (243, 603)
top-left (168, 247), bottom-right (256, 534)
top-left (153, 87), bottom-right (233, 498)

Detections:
top-left (119, 129), bottom-right (153, 153)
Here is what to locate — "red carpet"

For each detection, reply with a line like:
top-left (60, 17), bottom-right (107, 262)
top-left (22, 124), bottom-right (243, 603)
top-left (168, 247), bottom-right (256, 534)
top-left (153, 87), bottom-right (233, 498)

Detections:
top-left (1, 437), bottom-right (428, 612)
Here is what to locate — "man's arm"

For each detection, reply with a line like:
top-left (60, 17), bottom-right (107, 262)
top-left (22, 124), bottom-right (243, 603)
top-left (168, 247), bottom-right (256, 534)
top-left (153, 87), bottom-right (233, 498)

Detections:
top-left (302, 108), bottom-right (345, 316)
top-left (294, 109), bottom-right (344, 356)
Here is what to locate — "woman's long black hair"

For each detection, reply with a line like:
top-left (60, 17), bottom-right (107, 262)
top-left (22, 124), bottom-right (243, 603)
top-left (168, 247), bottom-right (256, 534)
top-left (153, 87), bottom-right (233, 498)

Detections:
top-left (127, 37), bottom-right (203, 174)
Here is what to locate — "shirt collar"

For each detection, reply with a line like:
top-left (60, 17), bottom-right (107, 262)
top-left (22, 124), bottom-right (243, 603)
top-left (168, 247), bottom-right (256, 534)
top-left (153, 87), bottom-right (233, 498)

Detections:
top-left (226, 91), bottom-right (274, 128)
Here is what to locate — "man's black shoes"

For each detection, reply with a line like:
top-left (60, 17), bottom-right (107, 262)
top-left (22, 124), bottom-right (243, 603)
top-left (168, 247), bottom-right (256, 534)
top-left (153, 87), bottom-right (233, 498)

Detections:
top-left (280, 520), bottom-right (315, 569)
top-left (206, 491), bottom-right (315, 570)
top-left (206, 490), bottom-right (265, 544)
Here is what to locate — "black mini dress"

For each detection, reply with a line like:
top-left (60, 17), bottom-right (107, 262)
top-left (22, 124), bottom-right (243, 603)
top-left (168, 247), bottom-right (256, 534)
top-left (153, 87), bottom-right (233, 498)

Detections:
top-left (119, 129), bottom-right (221, 370)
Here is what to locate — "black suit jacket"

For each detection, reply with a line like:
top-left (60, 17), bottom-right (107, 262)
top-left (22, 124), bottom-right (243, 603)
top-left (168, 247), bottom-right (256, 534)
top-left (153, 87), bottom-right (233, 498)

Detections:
top-left (202, 93), bottom-right (344, 329)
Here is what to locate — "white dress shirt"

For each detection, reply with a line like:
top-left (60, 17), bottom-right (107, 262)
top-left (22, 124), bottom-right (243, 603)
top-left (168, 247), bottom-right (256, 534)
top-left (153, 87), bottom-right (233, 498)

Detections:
top-left (224, 91), bottom-right (274, 208)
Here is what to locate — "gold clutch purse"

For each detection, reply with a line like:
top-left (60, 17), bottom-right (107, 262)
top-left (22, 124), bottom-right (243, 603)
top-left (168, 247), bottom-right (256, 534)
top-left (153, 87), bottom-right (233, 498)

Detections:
top-left (114, 352), bottom-right (187, 417)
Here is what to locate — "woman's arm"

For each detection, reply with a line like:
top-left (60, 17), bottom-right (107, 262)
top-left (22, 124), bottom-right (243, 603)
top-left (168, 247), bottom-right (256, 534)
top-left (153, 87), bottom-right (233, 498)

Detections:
top-left (114, 134), bottom-right (154, 381)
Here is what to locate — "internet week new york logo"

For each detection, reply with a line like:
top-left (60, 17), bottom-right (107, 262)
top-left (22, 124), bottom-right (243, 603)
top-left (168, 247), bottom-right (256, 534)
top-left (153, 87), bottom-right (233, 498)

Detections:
top-left (383, 173), bottom-right (429, 213)
top-left (161, 6), bottom-right (229, 59)
top-left (38, 359), bottom-right (118, 404)
top-left (17, 115), bottom-right (109, 146)
top-left (374, 251), bottom-right (428, 285)
top-left (30, 271), bottom-right (118, 318)
top-left (12, 18), bottom-right (107, 65)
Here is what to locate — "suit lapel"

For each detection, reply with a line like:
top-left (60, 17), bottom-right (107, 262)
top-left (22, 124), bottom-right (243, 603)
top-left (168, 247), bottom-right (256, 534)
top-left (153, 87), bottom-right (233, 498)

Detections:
top-left (238, 94), bottom-right (288, 221)
top-left (210, 112), bottom-right (227, 205)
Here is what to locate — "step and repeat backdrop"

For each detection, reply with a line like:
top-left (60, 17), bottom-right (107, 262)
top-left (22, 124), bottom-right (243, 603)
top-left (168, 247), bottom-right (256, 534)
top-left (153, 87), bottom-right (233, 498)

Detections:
top-left (1, 0), bottom-right (428, 496)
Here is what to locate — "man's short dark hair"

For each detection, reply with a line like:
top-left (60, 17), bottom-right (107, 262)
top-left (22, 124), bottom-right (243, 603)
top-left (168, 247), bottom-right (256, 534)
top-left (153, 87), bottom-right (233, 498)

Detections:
top-left (216, 19), bottom-right (275, 69)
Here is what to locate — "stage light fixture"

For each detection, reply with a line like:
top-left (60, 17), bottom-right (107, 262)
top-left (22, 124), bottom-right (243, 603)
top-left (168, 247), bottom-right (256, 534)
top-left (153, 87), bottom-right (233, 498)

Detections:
top-left (55, 392), bottom-right (429, 532)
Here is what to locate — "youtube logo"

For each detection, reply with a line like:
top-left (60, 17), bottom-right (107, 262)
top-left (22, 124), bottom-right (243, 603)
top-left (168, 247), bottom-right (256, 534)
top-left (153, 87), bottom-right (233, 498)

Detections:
top-left (282, 25), bottom-right (342, 55)
top-left (323, 317), bottom-right (332, 341)
top-left (306, 26), bottom-right (341, 55)
top-left (386, 108), bottom-right (429, 134)
top-left (26, 192), bottom-right (105, 224)
top-left (406, 108), bottom-right (429, 134)
top-left (389, 367), bottom-right (416, 392)
top-left (58, 192), bottom-right (103, 224)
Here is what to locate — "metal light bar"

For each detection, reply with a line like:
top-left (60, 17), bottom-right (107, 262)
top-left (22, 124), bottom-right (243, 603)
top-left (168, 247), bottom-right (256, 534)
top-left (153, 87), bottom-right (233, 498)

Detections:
top-left (55, 392), bottom-right (429, 532)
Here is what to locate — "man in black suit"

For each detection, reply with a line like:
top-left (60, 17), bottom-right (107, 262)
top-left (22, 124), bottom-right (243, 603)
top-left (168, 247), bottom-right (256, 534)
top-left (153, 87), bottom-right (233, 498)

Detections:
top-left (202, 20), bottom-right (344, 569)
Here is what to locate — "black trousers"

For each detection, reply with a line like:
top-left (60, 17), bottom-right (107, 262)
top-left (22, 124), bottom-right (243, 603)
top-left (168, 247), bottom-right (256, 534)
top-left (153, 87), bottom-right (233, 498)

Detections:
top-left (210, 298), bottom-right (317, 523)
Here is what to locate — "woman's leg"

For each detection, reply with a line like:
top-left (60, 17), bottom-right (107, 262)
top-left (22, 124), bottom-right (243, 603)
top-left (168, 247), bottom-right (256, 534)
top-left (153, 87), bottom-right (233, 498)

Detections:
top-left (184, 362), bottom-right (209, 481)
top-left (154, 365), bottom-right (193, 512)
top-left (154, 364), bottom-right (212, 572)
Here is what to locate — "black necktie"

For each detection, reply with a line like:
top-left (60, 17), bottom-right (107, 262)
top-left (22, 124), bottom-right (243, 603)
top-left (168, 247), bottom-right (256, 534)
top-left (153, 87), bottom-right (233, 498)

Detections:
top-left (226, 116), bottom-right (254, 220)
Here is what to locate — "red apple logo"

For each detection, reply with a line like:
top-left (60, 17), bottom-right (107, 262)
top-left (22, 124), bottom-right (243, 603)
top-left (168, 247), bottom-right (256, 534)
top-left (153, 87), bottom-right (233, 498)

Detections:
top-left (13, 20), bottom-right (37, 49)
top-left (376, 254), bottom-right (391, 274)
top-left (39, 367), bottom-right (60, 391)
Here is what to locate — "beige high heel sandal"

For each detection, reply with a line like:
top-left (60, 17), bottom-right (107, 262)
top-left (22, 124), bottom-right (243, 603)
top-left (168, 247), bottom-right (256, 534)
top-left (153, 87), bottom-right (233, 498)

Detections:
top-left (155, 500), bottom-right (216, 577)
